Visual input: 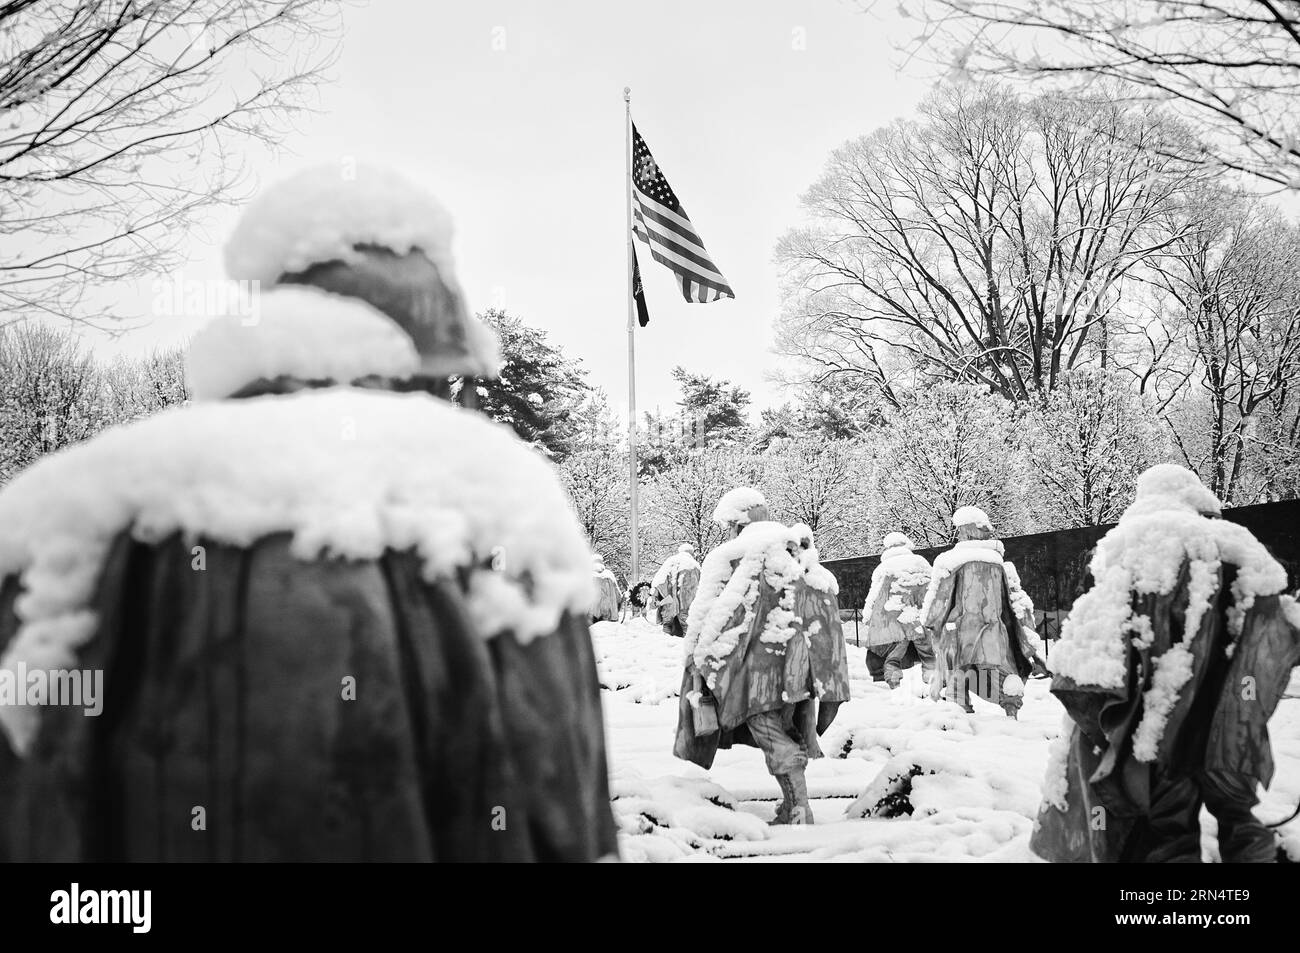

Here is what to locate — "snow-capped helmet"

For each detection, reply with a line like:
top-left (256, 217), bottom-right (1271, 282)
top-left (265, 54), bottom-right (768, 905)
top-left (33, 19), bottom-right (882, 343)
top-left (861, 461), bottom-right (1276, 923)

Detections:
top-left (223, 162), bottom-right (499, 385)
top-left (1126, 464), bottom-right (1222, 518)
top-left (881, 531), bottom-right (912, 551)
top-left (712, 487), bottom-right (769, 537)
top-left (678, 543), bottom-right (695, 555)
top-left (952, 505), bottom-right (994, 541)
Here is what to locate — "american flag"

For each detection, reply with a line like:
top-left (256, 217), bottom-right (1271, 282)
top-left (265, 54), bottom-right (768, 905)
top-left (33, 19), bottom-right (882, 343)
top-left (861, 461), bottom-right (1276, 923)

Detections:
top-left (631, 122), bottom-right (734, 304)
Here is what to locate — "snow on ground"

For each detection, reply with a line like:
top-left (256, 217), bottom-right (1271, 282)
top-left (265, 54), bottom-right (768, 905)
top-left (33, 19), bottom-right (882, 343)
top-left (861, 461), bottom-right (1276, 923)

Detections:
top-left (594, 618), bottom-right (1300, 863)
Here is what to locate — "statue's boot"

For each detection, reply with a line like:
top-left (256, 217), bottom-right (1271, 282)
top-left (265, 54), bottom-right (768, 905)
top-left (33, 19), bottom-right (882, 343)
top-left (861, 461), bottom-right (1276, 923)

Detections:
top-left (768, 775), bottom-right (793, 826)
top-left (788, 768), bottom-right (813, 825)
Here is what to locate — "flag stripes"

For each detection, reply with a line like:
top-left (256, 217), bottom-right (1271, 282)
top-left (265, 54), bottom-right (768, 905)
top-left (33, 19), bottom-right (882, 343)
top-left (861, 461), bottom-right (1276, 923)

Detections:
top-left (630, 122), bottom-right (734, 304)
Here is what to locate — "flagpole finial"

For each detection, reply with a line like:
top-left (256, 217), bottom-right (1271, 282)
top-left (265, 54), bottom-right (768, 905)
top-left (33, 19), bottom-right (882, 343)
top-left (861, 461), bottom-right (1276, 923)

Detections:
top-left (623, 86), bottom-right (630, 101)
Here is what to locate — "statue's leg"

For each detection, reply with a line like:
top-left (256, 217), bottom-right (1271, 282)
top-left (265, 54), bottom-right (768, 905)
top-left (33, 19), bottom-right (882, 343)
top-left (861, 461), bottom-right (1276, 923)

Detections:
top-left (865, 648), bottom-right (888, 682)
top-left (951, 666), bottom-right (975, 712)
top-left (1130, 774), bottom-right (1203, 863)
top-left (787, 769), bottom-right (813, 825)
top-left (1201, 770), bottom-right (1277, 863)
top-left (996, 665), bottom-right (1024, 719)
top-left (769, 775), bottom-right (793, 826)
top-left (883, 641), bottom-right (907, 689)
top-left (913, 636), bottom-right (936, 685)
top-left (747, 710), bottom-right (810, 825)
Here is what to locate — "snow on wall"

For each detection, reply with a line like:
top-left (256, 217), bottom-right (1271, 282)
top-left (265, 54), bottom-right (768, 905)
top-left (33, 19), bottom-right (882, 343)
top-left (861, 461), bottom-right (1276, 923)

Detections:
top-left (0, 388), bottom-right (594, 752)
top-left (185, 286), bottom-right (420, 400)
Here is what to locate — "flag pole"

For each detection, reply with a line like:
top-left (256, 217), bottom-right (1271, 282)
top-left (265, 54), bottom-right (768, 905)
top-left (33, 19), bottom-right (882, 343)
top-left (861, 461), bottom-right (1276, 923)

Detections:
top-left (624, 86), bottom-right (640, 585)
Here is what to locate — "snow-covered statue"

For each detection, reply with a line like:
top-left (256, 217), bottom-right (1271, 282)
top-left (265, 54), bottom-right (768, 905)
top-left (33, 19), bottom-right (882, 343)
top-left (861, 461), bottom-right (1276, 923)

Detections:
top-left (672, 487), bottom-right (852, 825)
top-left (862, 532), bottom-right (935, 690)
top-left (922, 506), bottom-right (1041, 717)
top-left (590, 555), bottom-right (623, 623)
top-left (0, 164), bottom-right (617, 862)
top-left (652, 543), bottom-right (701, 638)
top-left (1031, 465), bottom-right (1300, 863)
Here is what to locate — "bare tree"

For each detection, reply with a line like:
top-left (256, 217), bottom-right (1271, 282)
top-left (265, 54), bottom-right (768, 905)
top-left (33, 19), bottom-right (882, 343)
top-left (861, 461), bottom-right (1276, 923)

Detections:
top-left (914, 0), bottom-right (1300, 190)
top-left (1150, 195), bottom-right (1300, 502)
top-left (776, 85), bottom-right (1201, 405)
top-left (0, 0), bottom-right (342, 325)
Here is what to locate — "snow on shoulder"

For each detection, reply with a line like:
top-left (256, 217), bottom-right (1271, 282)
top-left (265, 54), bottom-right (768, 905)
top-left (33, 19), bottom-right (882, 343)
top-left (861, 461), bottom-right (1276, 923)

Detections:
top-left (711, 486), bottom-right (767, 525)
top-left (1049, 464), bottom-right (1287, 710)
top-left (684, 521), bottom-right (827, 685)
top-left (186, 286), bottom-right (420, 400)
top-left (652, 547), bottom-right (700, 588)
top-left (0, 390), bottom-right (592, 749)
top-left (920, 535), bottom-right (1037, 635)
top-left (863, 540), bottom-right (931, 618)
top-left (224, 163), bottom-right (458, 286)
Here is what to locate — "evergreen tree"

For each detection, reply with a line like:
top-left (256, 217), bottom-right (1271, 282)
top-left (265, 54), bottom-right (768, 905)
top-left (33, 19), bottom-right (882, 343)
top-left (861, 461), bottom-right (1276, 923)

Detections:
top-left (670, 366), bottom-right (752, 445)
top-left (474, 310), bottom-right (590, 460)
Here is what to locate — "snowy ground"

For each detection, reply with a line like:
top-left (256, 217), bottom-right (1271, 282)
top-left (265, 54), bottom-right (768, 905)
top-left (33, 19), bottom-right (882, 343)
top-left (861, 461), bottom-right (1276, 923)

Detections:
top-left (594, 618), bottom-right (1300, 863)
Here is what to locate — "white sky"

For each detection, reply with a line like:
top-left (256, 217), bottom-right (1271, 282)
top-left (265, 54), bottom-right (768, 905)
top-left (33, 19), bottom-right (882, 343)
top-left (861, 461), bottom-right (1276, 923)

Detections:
top-left (84, 0), bottom-right (930, 416)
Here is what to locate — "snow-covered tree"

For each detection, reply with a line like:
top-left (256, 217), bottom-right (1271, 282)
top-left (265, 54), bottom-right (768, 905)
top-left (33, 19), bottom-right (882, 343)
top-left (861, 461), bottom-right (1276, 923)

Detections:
top-left (0, 325), bottom-right (188, 483)
top-left (568, 388), bottom-right (622, 455)
top-left (1249, 385), bottom-right (1300, 502)
top-left (753, 378), bottom-right (882, 450)
top-left (474, 310), bottom-right (591, 460)
top-left (1150, 198), bottom-right (1300, 503)
top-left (864, 382), bottom-right (1030, 546)
top-left (0, 324), bottom-right (100, 481)
top-left (636, 368), bottom-right (747, 476)
top-left (641, 447), bottom-right (767, 567)
top-left (761, 438), bottom-right (866, 557)
top-left (670, 366), bottom-right (752, 445)
top-left (557, 449), bottom-right (630, 581)
top-left (1019, 368), bottom-right (1173, 528)
top-left (100, 348), bottom-right (189, 425)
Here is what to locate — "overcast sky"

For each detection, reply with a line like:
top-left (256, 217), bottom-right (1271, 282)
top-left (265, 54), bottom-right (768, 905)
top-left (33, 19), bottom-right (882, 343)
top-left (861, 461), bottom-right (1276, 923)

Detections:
top-left (87, 0), bottom-right (931, 416)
